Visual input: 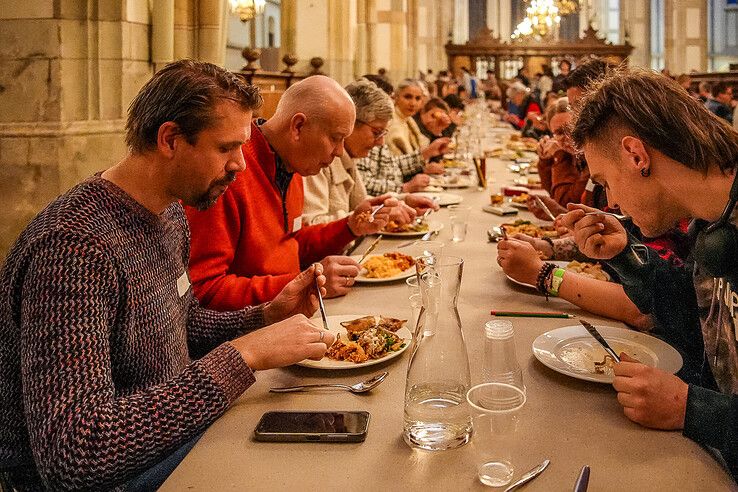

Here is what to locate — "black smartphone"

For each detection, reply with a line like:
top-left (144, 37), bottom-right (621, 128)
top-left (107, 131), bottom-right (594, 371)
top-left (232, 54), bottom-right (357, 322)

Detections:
top-left (254, 411), bottom-right (370, 443)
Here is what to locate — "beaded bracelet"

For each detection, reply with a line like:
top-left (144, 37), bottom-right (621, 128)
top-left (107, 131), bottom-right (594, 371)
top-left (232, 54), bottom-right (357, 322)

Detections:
top-left (536, 262), bottom-right (557, 299)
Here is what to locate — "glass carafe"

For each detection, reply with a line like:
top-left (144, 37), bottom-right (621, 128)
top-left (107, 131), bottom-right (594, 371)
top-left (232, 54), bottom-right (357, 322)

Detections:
top-left (403, 255), bottom-right (472, 450)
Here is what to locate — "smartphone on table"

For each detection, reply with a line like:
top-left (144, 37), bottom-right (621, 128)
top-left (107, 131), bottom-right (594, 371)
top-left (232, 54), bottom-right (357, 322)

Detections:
top-left (254, 411), bottom-right (370, 443)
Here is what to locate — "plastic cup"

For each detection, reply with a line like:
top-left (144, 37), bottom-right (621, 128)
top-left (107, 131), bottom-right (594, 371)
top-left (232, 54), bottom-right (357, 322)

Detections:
top-left (448, 205), bottom-right (471, 242)
top-left (466, 383), bottom-right (526, 487)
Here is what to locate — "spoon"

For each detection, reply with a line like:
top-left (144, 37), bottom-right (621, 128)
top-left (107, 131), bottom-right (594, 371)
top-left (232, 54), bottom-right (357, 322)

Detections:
top-left (269, 371), bottom-right (389, 394)
top-left (584, 211), bottom-right (630, 221)
top-left (415, 208), bottom-right (433, 225)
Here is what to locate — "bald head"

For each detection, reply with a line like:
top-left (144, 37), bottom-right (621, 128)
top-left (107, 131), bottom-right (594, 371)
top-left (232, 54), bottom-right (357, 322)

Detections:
top-left (261, 75), bottom-right (356, 176)
top-left (272, 75), bottom-right (355, 125)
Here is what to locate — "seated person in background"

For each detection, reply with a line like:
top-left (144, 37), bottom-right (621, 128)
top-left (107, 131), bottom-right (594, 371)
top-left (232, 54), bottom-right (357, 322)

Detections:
top-left (303, 78), bottom-right (439, 225)
top-left (503, 81), bottom-right (541, 130)
top-left (442, 93), bottom-right (464, 137)
top-left (697, 81), bottom-right (712, 103)
top-left (414, 97), bottom-right (452, 143)
top-left (0, 60), bottom-right (335, 491)
top-left (353, 77), bottom-right (449, 195)
top-left (536, 97), bottom-right (588, 207)
top-left (562, 67), bottom-right (738, 479)
top-left (186, 76), bottom-right (398, 309)
top-left (705, 81), bottom-right (734, 124)
top-left (387, 79), bottom-right (430, 155)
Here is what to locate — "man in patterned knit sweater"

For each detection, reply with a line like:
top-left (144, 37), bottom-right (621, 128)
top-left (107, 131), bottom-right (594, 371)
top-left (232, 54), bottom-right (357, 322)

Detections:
top-left (0, 60), bottom-right (335, 491)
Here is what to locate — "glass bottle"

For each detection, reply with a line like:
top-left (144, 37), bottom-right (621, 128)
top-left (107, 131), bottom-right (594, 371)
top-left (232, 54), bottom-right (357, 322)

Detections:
top-left (403, 255), bottom-right (472, 451)
top-left (482, 320), bottom-right (525, 394)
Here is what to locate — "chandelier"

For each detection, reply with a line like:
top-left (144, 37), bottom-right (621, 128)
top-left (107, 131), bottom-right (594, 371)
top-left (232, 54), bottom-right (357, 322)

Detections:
top-left (556, 0), bottom-right (582, 15)
top-left (511, 0), bottom-right (561, 40)
top-left (229, 0), bottom-right (266, 22)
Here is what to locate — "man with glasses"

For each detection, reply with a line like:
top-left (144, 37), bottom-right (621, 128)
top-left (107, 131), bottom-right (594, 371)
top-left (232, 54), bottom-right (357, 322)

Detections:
top-left (303, 78), bottom-right (439, 226)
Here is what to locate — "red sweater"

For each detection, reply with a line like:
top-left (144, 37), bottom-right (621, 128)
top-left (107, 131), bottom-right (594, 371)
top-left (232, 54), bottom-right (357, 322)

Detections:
top-left (185, 122), bottom-right (356, 310)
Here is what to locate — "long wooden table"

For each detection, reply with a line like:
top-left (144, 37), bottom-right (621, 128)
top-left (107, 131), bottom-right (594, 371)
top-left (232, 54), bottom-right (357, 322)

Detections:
top-left (162, 155), bottom-right (736, 491)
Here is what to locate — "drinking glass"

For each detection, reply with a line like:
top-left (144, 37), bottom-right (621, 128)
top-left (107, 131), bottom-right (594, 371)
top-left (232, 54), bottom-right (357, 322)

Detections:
top-left (466, 383), bottom-right (526, 487)
top-left (448, 205), bottom-right (472, 242)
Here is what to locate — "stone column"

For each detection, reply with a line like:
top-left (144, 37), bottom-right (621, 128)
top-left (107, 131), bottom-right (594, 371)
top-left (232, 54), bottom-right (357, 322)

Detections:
top-left (620, 0), bottom-right (650, 68)
top-left (453, 0), bottom-right (469, 44)
top-left (0, 0), bottom-right (153, 259)
top-left (198, 0), bottom-right (227, 64)
top-left (665, 0), bottom-right (708, 73)
top-left (487, 0), bottom-right (511, 40)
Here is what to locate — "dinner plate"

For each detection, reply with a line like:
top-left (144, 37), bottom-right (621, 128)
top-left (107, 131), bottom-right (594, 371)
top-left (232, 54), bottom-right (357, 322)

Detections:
top-left (412, 192), bottom-right (463, 206)
top-left (352, 254), bottom-right (416, 283)
top-left (532, 324), bottom-right (683, 383)
top-left (380, 221), bottom-right (444, 237)
top-left (298, 314), bottom-right (412, 369)
top-left (505, 261), bottom-right (611, 288)
top-left (508, 200), bottom-right (529, 209)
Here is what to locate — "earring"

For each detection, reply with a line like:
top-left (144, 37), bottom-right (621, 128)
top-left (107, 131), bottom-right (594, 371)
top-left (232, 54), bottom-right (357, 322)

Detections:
top-left (640, 168), bottom-right (650, 177)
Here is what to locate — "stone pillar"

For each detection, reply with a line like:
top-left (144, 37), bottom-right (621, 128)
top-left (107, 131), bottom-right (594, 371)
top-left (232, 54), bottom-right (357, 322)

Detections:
top-left (453, 0), bottom-right (469, 44)
top-left (0, 0), bottom-right (153, 259)
top-left (620, 0), bottom-right (650, 68)
top-left (487, 0), bottom-right (512, 40)
top-left (665, 0), bottom-right (708, 73)
top-left (326, 0), bottom-right (357, 84)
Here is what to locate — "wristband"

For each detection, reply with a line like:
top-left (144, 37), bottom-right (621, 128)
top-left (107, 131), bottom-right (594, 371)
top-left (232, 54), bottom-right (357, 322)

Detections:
top-left (548, 268), bottom-right (565, 297)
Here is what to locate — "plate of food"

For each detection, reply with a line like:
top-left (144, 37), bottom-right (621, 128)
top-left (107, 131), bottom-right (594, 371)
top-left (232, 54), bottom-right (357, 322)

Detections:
top-left (380, 220), bottom-right (444, 237)
top-left (532, 324), bottom-right (682, 383)
top-left (500, 219), bottom-right (558, 238)
top-left (441, 158), bottom-right (469, 168)
top-left (509, 193), bottom-right (530, 209)
top-left (353, 252), bottom-right (416, 283)
top-left (429, 175), bottom-right (473, 189)
top-left (298, 314), bottom-right (412, 369)
top-left (412, 192), bottom-right (463, 207)
top-left (505, 261), bottom-right (611, 288)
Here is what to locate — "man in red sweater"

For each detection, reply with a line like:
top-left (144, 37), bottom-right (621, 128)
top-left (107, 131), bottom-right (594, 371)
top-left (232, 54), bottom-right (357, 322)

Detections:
top-left (186, 76), bottom-right (397, 311)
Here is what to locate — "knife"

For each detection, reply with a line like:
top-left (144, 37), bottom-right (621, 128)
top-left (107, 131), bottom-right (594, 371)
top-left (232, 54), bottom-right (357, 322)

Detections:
top-left (358, 234), bottom-right (383, 263)
top-left (579, 319), bottom-right (620, 363)
top-left (573, 465), bottom-right (590, 492)
top-left (534, 195), bottom-right (557, 222)
top-left (397, 230), bottom-right (434, 249)
top-left (503, 459), bottom-right (550, 492)
top-left (314, 274), bottom-right (329, 332)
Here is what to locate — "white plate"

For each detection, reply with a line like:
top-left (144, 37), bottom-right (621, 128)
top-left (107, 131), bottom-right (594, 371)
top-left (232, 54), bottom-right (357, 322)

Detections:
top-left (380, 221), bottom-right (444, 237)
top-left (508, 200), bottom-right (529, 209)
top-left (532, 325), bottom-right (683, 383)
top-left (412, 192), bottom-right (463, 206)
top-left (352, 254), bottom-right (416, 283)
top-left (298, 314), bottom-right (412, 369)
top-left (505, 261), bottom-right (610, 288)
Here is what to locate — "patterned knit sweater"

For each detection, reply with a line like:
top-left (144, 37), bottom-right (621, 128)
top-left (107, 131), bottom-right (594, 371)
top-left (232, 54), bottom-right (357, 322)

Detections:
top-left (0, 176), bottom-right (263, 490)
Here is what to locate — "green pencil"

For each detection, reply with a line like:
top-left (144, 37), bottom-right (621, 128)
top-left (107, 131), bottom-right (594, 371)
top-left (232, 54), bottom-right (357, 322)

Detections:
top-left (490, 310), bottom-right (575, 319)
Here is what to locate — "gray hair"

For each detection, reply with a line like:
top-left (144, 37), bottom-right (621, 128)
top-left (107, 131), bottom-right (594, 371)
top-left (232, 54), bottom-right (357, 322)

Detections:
top-left (345, 78), bottom-right (393, 123)
top-left (396, 78), bottom-right (424, 93)
top-left (545, 96), bottom-right (569, 125)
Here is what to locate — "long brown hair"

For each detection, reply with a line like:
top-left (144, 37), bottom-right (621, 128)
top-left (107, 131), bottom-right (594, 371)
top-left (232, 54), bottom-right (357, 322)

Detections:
top-left (571, 67), bottom-right (738, 173)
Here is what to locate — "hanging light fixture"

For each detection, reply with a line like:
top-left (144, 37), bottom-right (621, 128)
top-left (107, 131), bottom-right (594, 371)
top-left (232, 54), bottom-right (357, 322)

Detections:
top-left (511, 0), bottom-right (561, 40)
top-left (229, 0), bottom-right (266, 22)
top-left (556, 0), bottom-right (582, 16)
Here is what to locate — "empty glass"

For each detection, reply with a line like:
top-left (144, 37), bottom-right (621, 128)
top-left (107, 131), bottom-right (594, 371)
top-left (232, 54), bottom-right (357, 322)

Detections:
top-left (483, 320), bottom-right (525, 394)
top-left (467, 383), bottom-right (526, 487)
top-left (448, 205), bottom-right (472, 242)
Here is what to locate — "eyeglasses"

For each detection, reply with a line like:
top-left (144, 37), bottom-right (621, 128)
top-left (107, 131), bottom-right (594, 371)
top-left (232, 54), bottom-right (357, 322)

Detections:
top-left (356, 119), bottom-right (389, 140)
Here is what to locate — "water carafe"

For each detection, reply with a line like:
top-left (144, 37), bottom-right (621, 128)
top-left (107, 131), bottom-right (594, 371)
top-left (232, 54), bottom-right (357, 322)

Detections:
top-left (403, 255), bottom-right (472, 450)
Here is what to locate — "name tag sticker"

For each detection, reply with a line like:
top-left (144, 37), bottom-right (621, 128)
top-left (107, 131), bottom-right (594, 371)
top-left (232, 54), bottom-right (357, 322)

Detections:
top-left (177, 272), bottom-right (191, 297)
top-left (293, 216), bottom-right (302, 232)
